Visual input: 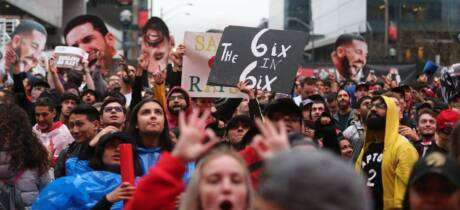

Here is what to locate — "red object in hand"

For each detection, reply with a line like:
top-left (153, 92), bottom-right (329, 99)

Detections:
top-left (119, 144), bottom-right (135, 185)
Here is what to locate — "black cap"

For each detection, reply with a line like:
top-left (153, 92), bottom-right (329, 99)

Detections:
top-left (97, 132), bottom-right (135, 148)
top-left (264, 98), bottom-right (301, 120)
top-left (409, 152), bottom-right (460, 188)
top-left (82, 89), bottom-right (97, 97)
top-left (30, 78), bottom-right (50, 89)
top-left (356, 82), bottom-right (369, 90)
top-left (300, 99), bottom-right (313, 110)
top-left (226, 115), bottom-right (253, 131)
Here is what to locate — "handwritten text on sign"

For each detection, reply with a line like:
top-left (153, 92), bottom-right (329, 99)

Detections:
top-left (181, 31), bottom-right (243, 98)
top-left (207, 26), bottom-right (307, 94)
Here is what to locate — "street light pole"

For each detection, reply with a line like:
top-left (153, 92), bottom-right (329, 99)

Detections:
top-left (120, 9), bottom-right (132, 58)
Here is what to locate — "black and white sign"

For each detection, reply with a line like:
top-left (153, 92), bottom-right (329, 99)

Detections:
top-left (207, 26), bottom-right (308, 94)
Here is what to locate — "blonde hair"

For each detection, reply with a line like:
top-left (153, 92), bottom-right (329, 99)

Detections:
top-left (179, 146), bottom-right (255, 210)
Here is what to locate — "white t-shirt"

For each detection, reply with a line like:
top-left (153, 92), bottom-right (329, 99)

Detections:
top-left (124, 92), bottom-right (132, 107)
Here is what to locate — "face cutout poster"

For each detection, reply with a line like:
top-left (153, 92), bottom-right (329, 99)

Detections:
top-left (207, 26), bottom-right (308, 94)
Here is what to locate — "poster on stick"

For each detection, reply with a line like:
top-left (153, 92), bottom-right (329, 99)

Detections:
top-left (181, 31), bottom-right (243, 98)
top-left (207, 26), bottom-right (308, 94)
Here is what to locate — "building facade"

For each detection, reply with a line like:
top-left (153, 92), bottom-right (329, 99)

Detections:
top-left (270, 0), bottom-right (460, 67)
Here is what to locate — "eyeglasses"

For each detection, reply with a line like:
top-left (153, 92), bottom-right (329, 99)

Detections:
top-left (104, 106), bottom-right (123, 113)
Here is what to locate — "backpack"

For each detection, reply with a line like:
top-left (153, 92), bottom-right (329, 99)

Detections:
top-left (0, 170), bottom-right (25, 210)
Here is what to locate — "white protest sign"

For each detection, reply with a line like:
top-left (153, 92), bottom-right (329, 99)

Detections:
top-left (181, 31), bottom-right (243, 98)
top-left (54, 46), bottom-right (88, 70)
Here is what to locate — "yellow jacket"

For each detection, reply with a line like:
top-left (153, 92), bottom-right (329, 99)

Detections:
top-left (355, 96), bottom-right (418, 210)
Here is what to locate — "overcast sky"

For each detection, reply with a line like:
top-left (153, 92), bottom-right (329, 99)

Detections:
top-left (157, 0), bottom-right (269, 43)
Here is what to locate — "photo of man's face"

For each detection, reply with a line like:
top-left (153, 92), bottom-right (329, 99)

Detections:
top-left (13, 30), bottom-right (47, 68)
top-left (141, 29), bottom-right (173, 74)
top-left (65, 23), bottom-right (112, 67)
top-left (333, 39), bottom-right (368, 79)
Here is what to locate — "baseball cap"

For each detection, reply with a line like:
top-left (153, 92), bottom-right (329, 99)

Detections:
top-left (356, 82), bottom-right (369, 90)
top-left (436, 109), bottom-right (460, 132)
top-left (264, 98), bottom-right (301, 120)
top-left (409, 152), bottom-right (460, 188)
top-left (300, 99), bottom-right (313, 109)
top-left (226, 115), bottom-right (253, 131)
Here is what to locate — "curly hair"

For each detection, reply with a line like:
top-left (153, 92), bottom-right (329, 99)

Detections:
top-left (0, 103), bottom-right (50, 175)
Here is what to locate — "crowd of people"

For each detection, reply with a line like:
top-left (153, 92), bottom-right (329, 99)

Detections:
top-left (0, 14), bottom-right (459, 210)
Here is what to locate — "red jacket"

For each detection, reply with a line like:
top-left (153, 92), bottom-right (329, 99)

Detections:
top-left (239, 146), bottom-right (263, 187)
top-left (125, 152), bottom-right (185, 210)
top-left (126, 147), bottom-right (262, 210)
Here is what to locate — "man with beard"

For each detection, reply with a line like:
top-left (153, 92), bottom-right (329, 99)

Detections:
top-left (355, 96), bottom-right (418, 210)
top-left (412, 109), bottom-right (437, 157)
top-left (1, 20), bottom-right (47, 85)
top-left (33, 97), bottom-right (74, 165)
top-left (331, 33), bottom-right (368, 82)
top-left (166, 87), bottom-right (191, 129)
top-left (64, 15), bottom-right (116, 97)
top-left (334, 89), bottom-right (356, 131)
top-left (3, 20), bottom-right (48, 120)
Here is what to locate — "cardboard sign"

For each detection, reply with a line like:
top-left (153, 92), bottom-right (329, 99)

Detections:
top-left (181, 31), bottom-right (243, 98)
top-left (207, 26), bottom-right (308, 94)
top-left (54, 46), bottom-right (88, 69)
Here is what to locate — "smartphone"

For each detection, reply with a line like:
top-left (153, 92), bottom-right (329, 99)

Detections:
top-left (369, 70), bottom-right (375, 75)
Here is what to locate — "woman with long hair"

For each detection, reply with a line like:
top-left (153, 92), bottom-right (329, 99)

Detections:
top-left (0, 103), bottom-right (51, 209)
top-left (126, 98), bottom-right (194, 180)
top-left (126, 110), bottom-right (255, 210)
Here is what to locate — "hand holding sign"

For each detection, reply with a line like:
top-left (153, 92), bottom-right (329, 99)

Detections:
top-left (237, 80), bottom-right (255, 99)
top-left (171, 44), bottom-right (186, 72)
top-left (48, 54), bottom-right (58, 74)
top-left (207, 26), bottom-right (307, 94)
